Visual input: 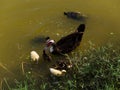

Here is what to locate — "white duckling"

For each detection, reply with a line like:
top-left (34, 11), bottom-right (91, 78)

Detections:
top-left (30, 51), bottom-right (39, 63)
top-left (49, 68), bottom-right (66, 76)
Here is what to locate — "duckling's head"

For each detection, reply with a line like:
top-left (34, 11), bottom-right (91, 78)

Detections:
top-left (61, 70), bottom-right (66, 73)
top-left (77, 24), bottom-right (85, 32)
top-left (61, 70), bottom-right (66, 76)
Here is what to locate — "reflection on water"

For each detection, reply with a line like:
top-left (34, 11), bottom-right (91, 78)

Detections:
top-left (0, 0), bottom-right (120, 80)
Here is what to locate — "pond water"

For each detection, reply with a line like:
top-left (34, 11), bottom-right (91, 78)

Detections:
top-left (0, 0), bottom-right (120, 81)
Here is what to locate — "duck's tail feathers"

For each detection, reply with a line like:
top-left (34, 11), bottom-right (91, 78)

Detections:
top-left (77, 24), bottom-right (85, 32)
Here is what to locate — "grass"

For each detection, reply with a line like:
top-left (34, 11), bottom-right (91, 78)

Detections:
top-left (2, 42), bottom-right (120, 90)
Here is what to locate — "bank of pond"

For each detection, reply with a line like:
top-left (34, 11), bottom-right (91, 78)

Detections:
top-left (1, 42), bottom-right (120, 90)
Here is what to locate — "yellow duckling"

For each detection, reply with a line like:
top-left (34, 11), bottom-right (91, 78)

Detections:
top-left (49, 68), bottom-right (66, 76)
top-left (30, 51), bottom-right (39, 63)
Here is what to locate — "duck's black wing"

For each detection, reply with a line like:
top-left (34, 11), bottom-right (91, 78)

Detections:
top-left (52, 24), bottom-right (85, 54)
top-left (56, 32), bottom-right (83, 53)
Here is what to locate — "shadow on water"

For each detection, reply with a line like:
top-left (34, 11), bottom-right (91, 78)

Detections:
top-left (67, 16), bottom-right (88, 23)
top-left (30, 35), bottom-right (46, 45)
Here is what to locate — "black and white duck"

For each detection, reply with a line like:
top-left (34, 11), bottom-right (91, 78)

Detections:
top-left (64, 11), bottom-right (87, 21)
top-left (43, 24), bottom-right (85, 55)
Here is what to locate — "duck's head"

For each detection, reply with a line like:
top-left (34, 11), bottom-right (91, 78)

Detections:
top-left (64, 12), bottom-right (67, 15)
top-left (77, 24), bottom-right (85, 32)
top-left (45, 37), bottom-right (55, 47)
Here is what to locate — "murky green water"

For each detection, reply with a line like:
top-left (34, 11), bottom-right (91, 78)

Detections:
top-left (0, 0), bottom-right (120, 80)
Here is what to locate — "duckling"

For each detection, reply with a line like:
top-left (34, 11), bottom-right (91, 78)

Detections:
top-left (30, 51), bottom-right (39, 63)
top-left (55, 60), bottom-right (72, 70)
top-left (49, 68), bottom-right (66, 76)
top-left (55, 60), bottom-right (68, 70)
top-left (42, 50), bottom-right (52, 62)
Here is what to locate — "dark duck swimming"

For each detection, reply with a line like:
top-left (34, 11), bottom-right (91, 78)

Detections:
top-left (44, 24), bottom-right (86, 55)
top-left (64, 11), bottom-right (87, 21)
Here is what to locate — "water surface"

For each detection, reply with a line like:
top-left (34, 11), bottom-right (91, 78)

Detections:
top-left (0, 0), bottom-right (120, 80)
